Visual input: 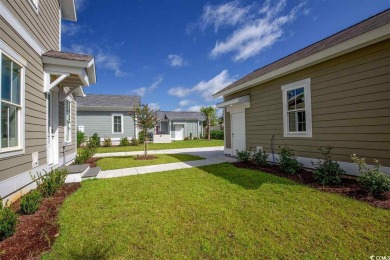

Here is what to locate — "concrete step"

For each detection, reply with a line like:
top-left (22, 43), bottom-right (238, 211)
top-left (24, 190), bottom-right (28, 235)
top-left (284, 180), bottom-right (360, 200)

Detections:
top-left (62, 164), bottom-right (90, 183)
top-left (82, 167), bottom-right (101, 179)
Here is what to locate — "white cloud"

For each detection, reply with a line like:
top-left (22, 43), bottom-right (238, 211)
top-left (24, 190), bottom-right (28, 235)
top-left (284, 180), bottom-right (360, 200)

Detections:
top-left (62, 23), bottom-right (82, 36)
top-left (67, 44), bottom-right (126, 77)
top-left (187, 105), bottom-right (203, 112)
top-left (75, 0), bottom-right (88, 12)
top-left (168, 54), bottom-right (188, 67)
top-left (210, 0), bottom-right (304, 61)
top-left (168, 70), bottom-right (235, 101)
top-left (132, 76), bottom-right (163, 97)
top-left (148, 103), bottom-right (160, 110)
top-left (179, 100), bottom-right (192, 106)
top-left (200, 1), bottom-right (252, 32)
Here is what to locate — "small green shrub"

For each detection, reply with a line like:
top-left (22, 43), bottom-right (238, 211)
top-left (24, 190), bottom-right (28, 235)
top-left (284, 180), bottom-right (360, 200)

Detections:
top-left (193, 137), bottom-right (199, 140)
top-left (130, 138), bottom-right (138, 146)
top-left (210, 130), bottom-right (224, 140)
top-left (138, 132), bottom-right (145, 144)
top-left (32, 169), bottom-right (69, 197)
top-left (189, 133), bottom-right (193, 140)
top-left (0, 197), bottom-right (18, 241)
top-left (119, 137), bottom-right (130, 146)
top-left (236, 150), bottom-right (251, 163)
top-left (312, 147), bottom-right (345, 185)
top-left (252, 150), bottom-right (269, 167)
top-left (184, 137), bottom-right (190, 141)
top-left (77, 131), bottom-right (87, 148)
top-left (75, 138), bottom-right (97, 165)
top-left (20, 190), bottom-right (42, 215)
top-left (352, 155), bottom-right (390, 198)
top-left (89, 133), bottom-right (101, 148)
top-left (278, 146), bottom-right (302, 174)
top-left (102, 137), bottom-right (112, 147)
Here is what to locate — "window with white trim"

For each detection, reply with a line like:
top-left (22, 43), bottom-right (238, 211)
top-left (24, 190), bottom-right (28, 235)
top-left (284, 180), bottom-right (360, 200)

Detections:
top-left (112, 114), bottom-right (123, 134)
top-left (281, 78), bottom-right (312, 137)
top-left (65, 99), bottom-right (71, 143)
top-left (0, 50), bottom-right (24, 153)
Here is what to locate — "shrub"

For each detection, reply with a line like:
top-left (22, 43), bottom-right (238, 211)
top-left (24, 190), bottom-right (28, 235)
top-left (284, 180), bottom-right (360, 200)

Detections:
top-left (252, 150), bottom-right (269, 167)
top-left (189, 133), bottom-right (193, 140)
top-left (138, 131), bottom-right (145, 143)
top-left (77, 131), bottom-right (87, 148)
top-left (193, 137), bottom-right (199, 140)
top-left (352, 155), bottom-right (390, 198)
top-left (119, 137), bottom-right (130, 146)
top-left (236, 150), bottom-right (251, 163)
top-left (20, 190), bottom-right (42, 215)
top-left (312, 147), bottom-right (345, 185)
top-left (102, 137), bottom-right (112, 147)
top-left (130, 138), bottom-right (138, 146)
top-left (33, 168), bottom-right (69, 197)
top-left (184, 137), bottom-right (190, 141)
top-left (89, 133), bottom-right (101, 148)
top-left (0, 199), bottom-right (18, 240)
top-left (278, 146), bottom-right (302, 174)
top-left (210, 130), bottom-right (224, 140)
top-left (75, 145), bottom-right (96, 165)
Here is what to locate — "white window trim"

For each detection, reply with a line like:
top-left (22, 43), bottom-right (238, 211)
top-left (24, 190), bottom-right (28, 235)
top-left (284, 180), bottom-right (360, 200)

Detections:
top-left (281, 78), bottom-right (312, 138)
top-left (0, 47), bottom-right (26, 158)
top-left (112, 113), bottom-right (124, 134)
top-left (64, 98), bottom-right (72, 144)
top-left (28, 0), bottom-right (39, 13)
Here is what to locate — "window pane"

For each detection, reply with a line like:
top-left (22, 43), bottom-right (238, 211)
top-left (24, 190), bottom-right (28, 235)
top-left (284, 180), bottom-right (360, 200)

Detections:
top-left (288, 112), bottom-right (296, 132)
top-left (1, 105), bottom-right (8, 148)
top-left (297, 111), bottom-right (306, 132)
top-left (9, 105), bottom-right (18, 147)
top-left (287, 89), bottom-right (296, 111)
top-left (295, 87), bottom-right (305, 109)
top-left (12, 62), bottom-right (21, 105)
top-left (1, 56), bottom-right (12, 102)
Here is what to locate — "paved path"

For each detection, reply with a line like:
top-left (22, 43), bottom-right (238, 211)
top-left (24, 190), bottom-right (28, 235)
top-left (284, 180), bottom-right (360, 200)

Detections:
top-left (97, 147), bottom-right (236, 179)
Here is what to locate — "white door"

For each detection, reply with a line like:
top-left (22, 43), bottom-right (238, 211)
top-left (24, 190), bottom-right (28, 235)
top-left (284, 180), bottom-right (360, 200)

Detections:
top-left (231, 112), bottom-right (246, 156)
top-left (174, 124), bottom-right (184, 140)
top-left (47, 91), bottom-right (59, 165)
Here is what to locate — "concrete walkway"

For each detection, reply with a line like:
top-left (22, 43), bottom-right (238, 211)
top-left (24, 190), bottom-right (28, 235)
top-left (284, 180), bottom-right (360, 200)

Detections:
top-left (97, 147), bottom-right (236, 179)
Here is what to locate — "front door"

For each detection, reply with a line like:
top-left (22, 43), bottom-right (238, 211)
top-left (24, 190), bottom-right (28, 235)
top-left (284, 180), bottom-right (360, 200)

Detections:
top-left (174, 124), bottom-right (184, 140)
top-left (231, 112), bottom-right (246, 156)
top-left (47, 91), bottom-right (59, 165)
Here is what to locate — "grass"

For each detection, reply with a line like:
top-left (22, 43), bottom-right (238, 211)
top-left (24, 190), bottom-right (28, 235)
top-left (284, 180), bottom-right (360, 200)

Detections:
top-left (96, 154), bottom-right (204, 170)
top-left (45, 163), bottom-right (390, 259)
top-left (94, 139), bottom-right (224, 153)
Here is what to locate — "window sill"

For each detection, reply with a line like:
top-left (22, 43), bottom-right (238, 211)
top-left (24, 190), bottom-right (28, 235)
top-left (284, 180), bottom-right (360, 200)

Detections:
top-left (284, 132), bottom-right (312, 138)
top-left (62, 142), bottom-right (73, 147)
top-left (0, 148), bottom-right (25, 159)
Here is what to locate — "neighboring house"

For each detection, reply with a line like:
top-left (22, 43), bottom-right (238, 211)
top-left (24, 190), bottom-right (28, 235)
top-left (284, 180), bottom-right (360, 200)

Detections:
top-left (0, 0), bottom-right (96, 202)
top-left (77, 95), bottom-right (141, 144)
top-left (156, 111), bottom-right (205, 141)
top-left (214, 10), bottom-right (390, 176)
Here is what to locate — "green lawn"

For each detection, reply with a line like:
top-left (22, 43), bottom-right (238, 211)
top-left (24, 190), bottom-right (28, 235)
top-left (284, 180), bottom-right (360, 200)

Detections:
top-left (45, 163), bottom-right (389, 259)
top-left (96, 154), bottom-right (204, 170)
top-left (94, 139), bottom-right (224, 153)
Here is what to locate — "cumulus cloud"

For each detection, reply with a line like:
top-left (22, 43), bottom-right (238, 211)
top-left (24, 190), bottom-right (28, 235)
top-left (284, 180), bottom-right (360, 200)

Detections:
top-left (187, 105), bottom-right (203, 112)
top-left (67, 44), bottom-right (126, 77)
top-left (168, 54), bottom-right (188, 67)
top-left (75, 0), bottom-right (88, 12)
top-left (167, 70), bottom-right (235, 101)
top-left (132, 76), bottom-right (163, 97)
top-left (148, 103), bottom-right (160, 110)
top-left (179, 100), bottom-right (193, 107)
top-left (62, 23), bottom-right (82, 36)
top-left (210, 0), bottom-right (305, 61)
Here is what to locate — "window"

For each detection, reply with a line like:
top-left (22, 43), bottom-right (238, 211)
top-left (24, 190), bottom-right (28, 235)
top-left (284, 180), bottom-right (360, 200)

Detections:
top-left (0, 48), bottom-right (25, 155)
top-left (65, 99), bottom-right (71, 143)
top-left (281, 78), bottom-right (312, 137)
top-left (112, 114), bottom-right (123, 134)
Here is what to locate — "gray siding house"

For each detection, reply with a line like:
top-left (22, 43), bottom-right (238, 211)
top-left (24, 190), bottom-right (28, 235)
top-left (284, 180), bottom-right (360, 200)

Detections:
top-left (157, 111), bottom-right (205, 140)
top-left (77, 95), bottom-right (141, 144)
top-left (0, 0), bottom-right (96, 203)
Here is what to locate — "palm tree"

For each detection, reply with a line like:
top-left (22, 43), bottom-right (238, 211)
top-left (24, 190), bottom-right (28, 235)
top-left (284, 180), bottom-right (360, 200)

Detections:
top-left (200, 106), bottom-right (217, 140)
top-left (132, 104), bottom-right (158, 157)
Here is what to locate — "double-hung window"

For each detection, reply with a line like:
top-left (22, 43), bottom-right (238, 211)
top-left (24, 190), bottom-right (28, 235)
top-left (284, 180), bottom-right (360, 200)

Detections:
top-left (112, 114), bottom-right (123, 134)
top-left (281, 78), bottom-right (312, 137)
top-left (65, 99), bottom-right (71, 143)
top-left (0, 47), bottom-right (25, 156)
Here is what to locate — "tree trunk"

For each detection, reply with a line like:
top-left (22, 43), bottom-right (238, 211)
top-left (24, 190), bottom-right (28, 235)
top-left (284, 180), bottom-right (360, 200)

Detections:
top-left (144, 130), bottom-right (147, 157)
top-left (207, 119), bottom-right (211, 140)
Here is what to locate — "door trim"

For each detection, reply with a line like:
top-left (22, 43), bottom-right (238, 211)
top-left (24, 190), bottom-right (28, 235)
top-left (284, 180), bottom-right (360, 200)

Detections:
top-left (227, 102), bottom-right (249, 156)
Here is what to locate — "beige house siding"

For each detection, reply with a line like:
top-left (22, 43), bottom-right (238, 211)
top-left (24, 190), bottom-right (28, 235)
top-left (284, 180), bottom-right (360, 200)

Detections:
top-left (224, 39), bottom-right (390, 166)
top-left (224, 110), bottom-right (231, 148)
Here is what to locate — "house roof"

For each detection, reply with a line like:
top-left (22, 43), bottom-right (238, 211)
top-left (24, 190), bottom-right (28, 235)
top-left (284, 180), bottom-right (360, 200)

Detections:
top-left (214, 8), bottom-right (390, 97)
top-left (43, 51), bottom-right (93, 62)
top-left (77, 94), bottom-right (141, 110)
top-left (60, 0), bottom-right (77, 21)
top-left (157, 111), bottom-right (205, 121)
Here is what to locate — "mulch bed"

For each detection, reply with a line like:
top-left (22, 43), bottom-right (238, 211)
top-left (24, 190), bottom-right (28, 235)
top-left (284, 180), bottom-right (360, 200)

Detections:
top-left (233, 162), bottom-right (390, 210)
top-left (85, 157), bottom-right (100, 167)
top-left (0, 183), bottom-right (80, 259)
top-left (135, 155), bottom-right (157, 160)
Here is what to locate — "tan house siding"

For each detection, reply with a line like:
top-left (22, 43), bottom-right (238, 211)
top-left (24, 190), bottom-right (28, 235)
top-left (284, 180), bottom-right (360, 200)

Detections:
top-left (1, 0), bottom-right (60, 52)
top-left (224, 39), bottom-right (390, 166)
top-left (224, 110), bottom-right (231, 148)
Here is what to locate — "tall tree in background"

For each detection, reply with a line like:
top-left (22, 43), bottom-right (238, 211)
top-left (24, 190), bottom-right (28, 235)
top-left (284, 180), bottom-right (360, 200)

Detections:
top-left (132, 104), bottom-right (158, 157)
top-left (200, 106), bottom-right (217, 140)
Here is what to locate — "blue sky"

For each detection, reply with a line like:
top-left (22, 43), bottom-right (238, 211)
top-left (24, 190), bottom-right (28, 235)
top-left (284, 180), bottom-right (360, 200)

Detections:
top-left (62, 0), bottom-right (389, 112)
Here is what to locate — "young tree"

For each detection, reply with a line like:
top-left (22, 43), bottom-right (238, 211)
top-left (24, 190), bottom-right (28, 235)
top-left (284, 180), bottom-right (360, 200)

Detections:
top-left (200, 106), bottom-right (217, 140)
top-left (132, 104), bottom-right (158, 157)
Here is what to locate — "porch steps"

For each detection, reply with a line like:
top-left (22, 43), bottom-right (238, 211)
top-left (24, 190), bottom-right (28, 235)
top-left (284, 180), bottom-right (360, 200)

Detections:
top-left (82, 167), bottom-right (101, 179)
top-left (62, 164), bottom-right (101, 183)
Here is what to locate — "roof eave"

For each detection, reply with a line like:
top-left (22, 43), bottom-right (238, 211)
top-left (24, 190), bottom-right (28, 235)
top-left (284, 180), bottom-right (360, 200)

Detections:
top-left (213, 23), bottom-right (390, 98)
top-left (60, 0), bottom-right (77, 21)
